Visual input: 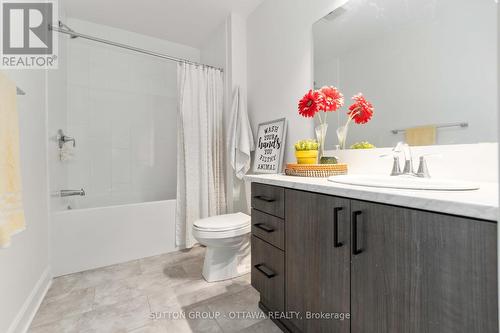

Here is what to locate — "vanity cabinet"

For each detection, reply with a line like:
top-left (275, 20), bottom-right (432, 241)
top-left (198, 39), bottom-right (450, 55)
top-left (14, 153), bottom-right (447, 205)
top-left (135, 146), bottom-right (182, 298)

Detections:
top-left (350, 199), bottom-right (498, 333)
top-left (251, 183), bottom-right (286, 315)
top-left (250, 184), bottom-right (498, 333)
top-left (285, 190), bottom-right (350, 333)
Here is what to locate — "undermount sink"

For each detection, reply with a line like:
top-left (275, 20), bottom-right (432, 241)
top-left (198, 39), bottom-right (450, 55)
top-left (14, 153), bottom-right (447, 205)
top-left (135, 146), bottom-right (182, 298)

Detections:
top-left (327, 175), bottom-right (480, 191)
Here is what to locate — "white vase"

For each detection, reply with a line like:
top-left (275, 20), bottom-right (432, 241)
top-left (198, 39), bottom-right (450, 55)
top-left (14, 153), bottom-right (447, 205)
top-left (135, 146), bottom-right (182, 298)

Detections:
top-left (315, 123), bottom-right (328, 160)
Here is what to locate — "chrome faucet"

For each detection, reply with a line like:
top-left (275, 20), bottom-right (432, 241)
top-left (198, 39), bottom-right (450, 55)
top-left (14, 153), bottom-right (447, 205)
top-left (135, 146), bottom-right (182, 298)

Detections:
top-left (393, 142), bottom-right (414, 175)
top-left (57, 129), bottom-right (76, 148)
top-left (387, 142), bottom-right (431, 178)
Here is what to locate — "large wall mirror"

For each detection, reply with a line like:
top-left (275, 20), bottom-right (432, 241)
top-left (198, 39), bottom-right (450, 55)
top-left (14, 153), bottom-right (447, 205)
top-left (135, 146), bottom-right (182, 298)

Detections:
top-left (313, 0), bottom-right (498, 149)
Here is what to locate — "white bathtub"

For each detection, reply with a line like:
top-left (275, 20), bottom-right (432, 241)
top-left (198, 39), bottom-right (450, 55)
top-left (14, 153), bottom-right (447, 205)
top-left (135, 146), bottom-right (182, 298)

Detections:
top-left (51, 199), bottom-right (178, 276)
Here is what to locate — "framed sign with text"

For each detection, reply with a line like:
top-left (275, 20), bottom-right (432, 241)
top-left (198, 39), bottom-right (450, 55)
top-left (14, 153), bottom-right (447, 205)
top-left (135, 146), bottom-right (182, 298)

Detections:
top-left (252, 118), bottom-right (287, 174)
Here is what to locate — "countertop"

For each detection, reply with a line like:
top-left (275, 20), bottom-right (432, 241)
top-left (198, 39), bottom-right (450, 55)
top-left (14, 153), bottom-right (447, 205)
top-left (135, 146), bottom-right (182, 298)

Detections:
top-left (244, 174), bottom-right (499, 221)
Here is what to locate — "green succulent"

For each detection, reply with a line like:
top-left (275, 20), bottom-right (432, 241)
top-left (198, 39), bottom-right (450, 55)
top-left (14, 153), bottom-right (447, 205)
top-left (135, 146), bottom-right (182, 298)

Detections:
top-left (294, 139), bottom-right (319, 151)
top-left (320, 156), bottom-right (338, 164)
top-left (350, 141), bottom-right (376, 149)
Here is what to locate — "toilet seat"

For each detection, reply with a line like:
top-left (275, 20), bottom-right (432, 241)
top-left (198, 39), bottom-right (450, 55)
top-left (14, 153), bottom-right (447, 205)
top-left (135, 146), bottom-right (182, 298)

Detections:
top-left (193, 224), bottom-right (250, 239)
top-left (194, 212), bottom-right (250, 231)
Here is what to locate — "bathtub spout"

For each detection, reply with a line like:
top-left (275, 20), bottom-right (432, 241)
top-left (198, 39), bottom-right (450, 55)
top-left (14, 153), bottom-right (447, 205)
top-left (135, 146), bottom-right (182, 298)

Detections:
top-left (60, 189), bottom-right (85, 197)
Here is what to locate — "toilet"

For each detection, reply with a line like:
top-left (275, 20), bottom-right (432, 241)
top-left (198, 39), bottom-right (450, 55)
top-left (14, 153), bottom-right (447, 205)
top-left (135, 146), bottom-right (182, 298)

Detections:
top-left (192, 212), bottom-right (251, 282)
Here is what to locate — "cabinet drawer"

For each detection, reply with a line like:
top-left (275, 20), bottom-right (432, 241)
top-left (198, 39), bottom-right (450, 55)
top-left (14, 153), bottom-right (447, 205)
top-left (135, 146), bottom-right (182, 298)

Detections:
top-left (251, 209), bottom-right (284, 250)
top-left (251, 183), bottom-right (284, 218)
top-left (251, 236), bottom-right (284, 312)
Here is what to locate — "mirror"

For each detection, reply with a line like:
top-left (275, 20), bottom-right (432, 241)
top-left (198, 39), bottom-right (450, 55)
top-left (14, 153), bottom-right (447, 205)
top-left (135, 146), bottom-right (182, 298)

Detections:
top-left (313, 0), bottom-right (498, 148)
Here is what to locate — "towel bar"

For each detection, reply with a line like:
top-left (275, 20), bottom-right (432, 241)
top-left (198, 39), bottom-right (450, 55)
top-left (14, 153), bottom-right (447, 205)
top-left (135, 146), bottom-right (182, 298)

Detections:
top-left (391, 122), bottom-right (468, 134)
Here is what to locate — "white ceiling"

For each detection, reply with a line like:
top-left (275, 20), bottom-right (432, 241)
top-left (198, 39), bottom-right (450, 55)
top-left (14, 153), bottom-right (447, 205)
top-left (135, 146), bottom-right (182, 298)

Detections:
top-left (63, 0), bottom-right (264, 48)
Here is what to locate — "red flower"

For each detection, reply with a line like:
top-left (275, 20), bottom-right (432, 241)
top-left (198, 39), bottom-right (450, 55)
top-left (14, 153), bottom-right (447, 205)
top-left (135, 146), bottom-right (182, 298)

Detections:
top-left (348, 93), bottom-right (374, 124)
top-left (298, 90), bottom-right (325, 118)
top-left (320, 86), bottom-right (344, 112)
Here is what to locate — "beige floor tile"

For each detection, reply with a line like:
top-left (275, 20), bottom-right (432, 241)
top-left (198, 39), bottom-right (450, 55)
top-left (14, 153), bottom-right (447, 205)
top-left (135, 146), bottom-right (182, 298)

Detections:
top-left (207, 287), bottom-right (263, 332)
top-left (237, 319), bottom-right (282, 333)
top-left (148, 273), bottom-right (234, 313)
top-left (27, 313), bottom-right (83, 333)
top-left (139, 247), bottom-right (205, 276)
top-left (45, 272), bottom-right (85, 300)
top-left (78, 295), bottom-right (151, 332)
top-left (133, 270), bottom-right (176, 296)
top-left (92, 276), bottom-right (144, 308)
top-left (147, 304), bottom-right (224, 333)
top-left (30, 287), bottom-right (95, 328)
top-left (28, 248), bottom-right (265, 333)
top-left (126, 320), bottom-right (169, 333)
top-left (77, 260), bottom-right (142, 289)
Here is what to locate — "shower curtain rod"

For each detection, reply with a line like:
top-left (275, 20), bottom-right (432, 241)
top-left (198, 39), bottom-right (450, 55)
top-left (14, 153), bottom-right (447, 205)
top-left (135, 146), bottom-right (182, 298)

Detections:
top-left (49, 21), bottom-right (224, 72)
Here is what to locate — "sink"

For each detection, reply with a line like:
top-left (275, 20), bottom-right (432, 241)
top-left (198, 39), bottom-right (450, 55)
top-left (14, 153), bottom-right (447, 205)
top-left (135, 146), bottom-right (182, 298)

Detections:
top-left (327, 175), bottom-right (480, 191)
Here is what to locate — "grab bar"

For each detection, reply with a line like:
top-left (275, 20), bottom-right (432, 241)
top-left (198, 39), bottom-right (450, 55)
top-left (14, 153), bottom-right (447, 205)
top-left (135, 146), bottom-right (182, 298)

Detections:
top-left (60, 189), bottom-right (85, 197)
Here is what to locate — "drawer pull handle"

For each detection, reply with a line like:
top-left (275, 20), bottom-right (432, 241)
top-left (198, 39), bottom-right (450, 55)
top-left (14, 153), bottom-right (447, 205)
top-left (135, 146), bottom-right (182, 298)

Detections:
top-left (254, 223), bottom-right (275, 233)
top-left (254, 264), bottom-right (276, 278)
top-left (352, 210), bottom-right (363, 255)
top-left (253, 195), bottom-right (276, 203)
top-left (333, 207), bottom-right (343, 248)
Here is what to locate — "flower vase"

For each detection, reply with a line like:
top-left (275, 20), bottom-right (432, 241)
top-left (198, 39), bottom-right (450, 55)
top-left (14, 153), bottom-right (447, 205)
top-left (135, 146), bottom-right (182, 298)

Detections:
top-left (315, 123), bottom-right (328, 160)
top-left (336, 124), bottom-right (349, 150)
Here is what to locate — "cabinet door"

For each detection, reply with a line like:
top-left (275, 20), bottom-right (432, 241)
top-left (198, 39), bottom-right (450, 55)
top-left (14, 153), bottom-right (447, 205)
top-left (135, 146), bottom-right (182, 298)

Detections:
top-left (285, 189), bottom-right (351, 333)
top-left (350, 200), bottom-right (498, 333)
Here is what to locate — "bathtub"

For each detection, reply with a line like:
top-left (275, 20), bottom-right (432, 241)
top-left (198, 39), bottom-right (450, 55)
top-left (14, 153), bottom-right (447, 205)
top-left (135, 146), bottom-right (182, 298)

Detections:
top-left (51, 199), bottom-right (178, 276)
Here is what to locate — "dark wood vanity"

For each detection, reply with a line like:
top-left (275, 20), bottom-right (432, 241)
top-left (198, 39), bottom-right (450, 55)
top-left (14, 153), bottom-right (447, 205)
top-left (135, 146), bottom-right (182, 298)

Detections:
top-left (250, 182), bottom-right (498, 333)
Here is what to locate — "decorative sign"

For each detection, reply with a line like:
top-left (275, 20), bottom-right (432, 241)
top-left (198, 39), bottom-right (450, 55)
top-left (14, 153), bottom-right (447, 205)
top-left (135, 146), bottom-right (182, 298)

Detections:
top-left (253, 118), bottom-right (287, 174)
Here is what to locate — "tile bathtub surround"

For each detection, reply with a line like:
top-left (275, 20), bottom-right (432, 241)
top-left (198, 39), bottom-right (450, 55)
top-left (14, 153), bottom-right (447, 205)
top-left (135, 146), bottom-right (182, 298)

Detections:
top-left (29, 247), bottom-right (279, 333)
top-left (64, 18), bottom-right (198, 209)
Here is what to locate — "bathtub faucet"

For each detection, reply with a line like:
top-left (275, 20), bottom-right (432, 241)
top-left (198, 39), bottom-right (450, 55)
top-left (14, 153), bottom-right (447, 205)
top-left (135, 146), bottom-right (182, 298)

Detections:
top-left (60, 189), bottom-right (85, 197)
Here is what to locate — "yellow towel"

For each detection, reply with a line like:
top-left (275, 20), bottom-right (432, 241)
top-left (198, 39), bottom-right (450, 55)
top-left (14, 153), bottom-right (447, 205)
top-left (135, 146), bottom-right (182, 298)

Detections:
top-left (405, 126), bottom-right (436, 146)
top-left (0, 71), bottom-right (25, 248)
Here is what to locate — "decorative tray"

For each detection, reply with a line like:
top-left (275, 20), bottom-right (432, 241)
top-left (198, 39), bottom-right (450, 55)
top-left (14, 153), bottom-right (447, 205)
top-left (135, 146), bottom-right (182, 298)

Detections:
top-left (285, 163), bottom-right (348, 177)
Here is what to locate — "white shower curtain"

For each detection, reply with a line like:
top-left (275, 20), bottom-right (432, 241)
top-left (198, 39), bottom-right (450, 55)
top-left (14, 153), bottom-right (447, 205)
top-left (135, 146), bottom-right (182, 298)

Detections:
top-left (176, 63), bottom-right (226, 248)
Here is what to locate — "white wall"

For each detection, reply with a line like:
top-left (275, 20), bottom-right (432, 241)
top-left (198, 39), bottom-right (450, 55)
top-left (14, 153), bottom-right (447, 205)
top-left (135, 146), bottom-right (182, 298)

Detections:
top-left (0, 70), bottom-right (51, 333)
top-left (247, 0), bottom-right (348, 165)
top-left (200, 21), bottom-right (227, 70)
top-left (64, 18), bottom-right (200, 209)
top-left (314, 0), bottom-right (498, 148)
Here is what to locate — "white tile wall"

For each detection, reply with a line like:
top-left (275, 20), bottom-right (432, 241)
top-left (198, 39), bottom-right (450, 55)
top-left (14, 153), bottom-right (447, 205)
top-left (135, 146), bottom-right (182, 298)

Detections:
top-left (65, 19), bottom-right (200, 209)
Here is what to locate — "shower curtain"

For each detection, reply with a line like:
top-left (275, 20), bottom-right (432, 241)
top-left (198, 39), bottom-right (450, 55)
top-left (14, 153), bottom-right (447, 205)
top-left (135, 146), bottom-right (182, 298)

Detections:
top-left (176, 63), bottom-right (226, 248)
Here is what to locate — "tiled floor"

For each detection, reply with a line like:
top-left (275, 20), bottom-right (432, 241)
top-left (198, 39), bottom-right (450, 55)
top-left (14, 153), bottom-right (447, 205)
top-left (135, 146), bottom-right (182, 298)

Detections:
top-left (29, 246), bottom-right (281, 333)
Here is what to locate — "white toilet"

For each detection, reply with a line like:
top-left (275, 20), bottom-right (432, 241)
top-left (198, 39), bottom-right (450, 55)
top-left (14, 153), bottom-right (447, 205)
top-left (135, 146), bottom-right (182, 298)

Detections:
top-left (192, 212), bottom-right (251, 282)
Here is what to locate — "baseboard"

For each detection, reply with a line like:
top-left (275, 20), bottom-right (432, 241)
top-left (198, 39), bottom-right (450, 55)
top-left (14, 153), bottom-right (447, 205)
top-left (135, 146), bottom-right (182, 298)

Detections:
top-left (7, 266), bottom-right (52, 333)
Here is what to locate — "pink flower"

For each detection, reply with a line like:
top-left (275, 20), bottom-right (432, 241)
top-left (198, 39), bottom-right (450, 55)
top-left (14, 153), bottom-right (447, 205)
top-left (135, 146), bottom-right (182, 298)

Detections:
top-left (348, 93), bottom-right (374, 124)
top-left (319, 86), bottom-right (344, 112)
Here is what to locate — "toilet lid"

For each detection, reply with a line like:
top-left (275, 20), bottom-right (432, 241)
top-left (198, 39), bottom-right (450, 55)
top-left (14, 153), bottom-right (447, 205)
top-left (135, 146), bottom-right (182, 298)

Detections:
top-left (194, 212), bottom-right (250, 231)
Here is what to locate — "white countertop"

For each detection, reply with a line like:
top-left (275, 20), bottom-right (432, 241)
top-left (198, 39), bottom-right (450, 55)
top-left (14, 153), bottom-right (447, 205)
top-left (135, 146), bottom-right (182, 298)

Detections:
top-left (244, 174), bottom-right (499, 221)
